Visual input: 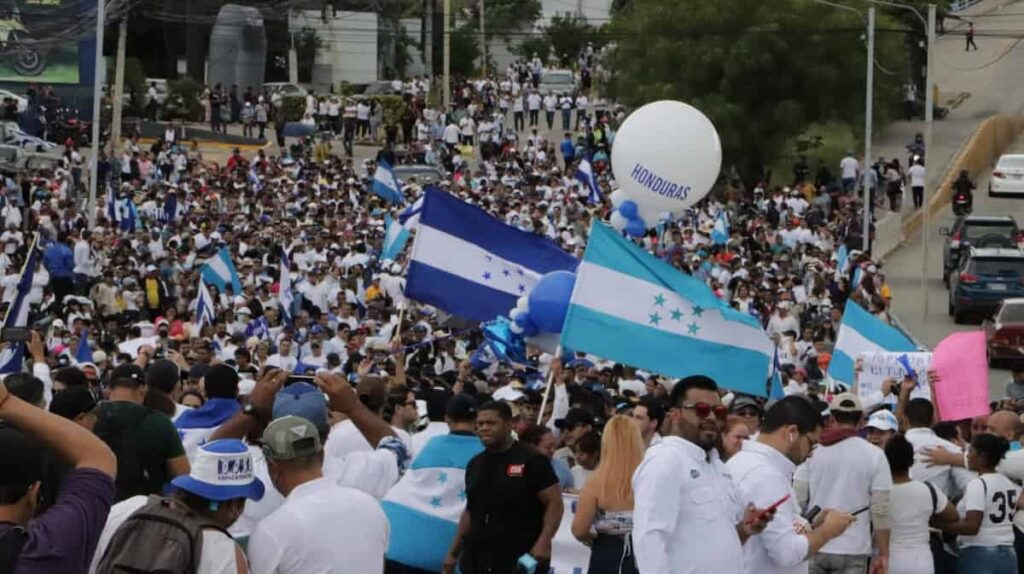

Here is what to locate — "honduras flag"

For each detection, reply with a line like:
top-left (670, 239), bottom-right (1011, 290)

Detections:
top-left (406, 188), bottom-right (578, 322)
top-left (74, 328), bottom-right (94, 365)
top-left (383, 214), bottom-right (411, 261)
top-left (560, 221), bottom-right (774, 396)
top-left (245, 316), bottom-right (270, 340)
top-left (381, 432), bottom-right (484, 572)
top-left (159, 193), bottom-right (179, 223)
top-left (201, 247), bottom-right (243, 295)
top-left (711, 211), bottom-right (729, 245)
top-left (0, 238), bottom-right (39, 374)
top-left (398, 194), bottom-right (425, 230)
top-left (827, 300), bottom-right (916, 386)
top-left (116, 196), bottom-right (137, 232)
top-left (372, 158), bottom-right (404, 204)
top-left (575, 156), bottom-right (601, 204)
top-left (279, 248), bottom-right (293, 325)
top-left (193, 278), bottom-right (216, 335)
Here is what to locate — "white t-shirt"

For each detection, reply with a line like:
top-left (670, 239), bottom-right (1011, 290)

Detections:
top-left (889, 481), bottom-right (947, 551)
top-left (840, 156), bottom-right (859, 179)
top-left (957, 473), bottom-right (1021, 548)
top-left (89, 496), bottom-right (242, 574)
top-left (908, 164), bottom-right (926, 188)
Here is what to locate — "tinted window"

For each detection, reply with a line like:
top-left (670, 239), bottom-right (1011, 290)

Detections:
top-left (970, 257), bottom-right (1024, 276)
top-left (963, 223), bottom-right (1017, 241)
top-left (998, 157), bottom-right (1024, 169)
top-left (999, 304), bottom-right (1024, 323)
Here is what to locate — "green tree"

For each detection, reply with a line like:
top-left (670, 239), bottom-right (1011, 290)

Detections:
top-left (545, 14), bottom-right (607, 67)
top-left (606, 0), bottom-right (910, 178)
top-left (450, 24), bottom-right (481, 77)
top-left (294, 28), bottom-right (325, 83)
top-left (467, 0), bottom-right (542, 38)
top-left (514, 37), bottom-right (551, 64)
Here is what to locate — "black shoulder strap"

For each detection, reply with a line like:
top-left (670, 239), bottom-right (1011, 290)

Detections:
top-left (925, 481), bottom-right (938, 514)
top-left (0, 525), bottom-right (28, 574)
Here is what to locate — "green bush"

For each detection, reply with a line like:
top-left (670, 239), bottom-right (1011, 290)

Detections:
top-left (373, 95), bottom-right (407, 125)
top-left (164, 78), bottom-right (204, 122)
top-left (280, 96), bottom-right (306, 122)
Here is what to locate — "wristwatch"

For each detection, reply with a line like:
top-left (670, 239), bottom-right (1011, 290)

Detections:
top-left (242, 403), bottom-right (261, 418)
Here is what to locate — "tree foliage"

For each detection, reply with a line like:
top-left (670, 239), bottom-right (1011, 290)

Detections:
top-left (450, 24), bottom-right (481, 77)
top-left (467, 0), bottom-right (542, 38)
top-left (545, 14), bottom-right (607, 67)
top-left (606, 0), bottom-right (911, 176)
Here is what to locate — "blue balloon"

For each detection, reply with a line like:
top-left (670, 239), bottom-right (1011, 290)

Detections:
top-left (625, 217), bottom-right (647, 237)
top-left (521, 317), bottom-right (540, 337)
top-left (514, 311), bottom-right (532, 329)
top-left (618, 200), bottom-right (639, 219)
top-left (527, 270), bottom-right (576, 333)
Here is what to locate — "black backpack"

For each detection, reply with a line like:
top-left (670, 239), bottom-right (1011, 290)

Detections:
top-left (0, 525), bottom-right (27, 574)
top-left (95, 496), bottom-right (228, 574)
top-left (93, 404), bottom-right (154, 502)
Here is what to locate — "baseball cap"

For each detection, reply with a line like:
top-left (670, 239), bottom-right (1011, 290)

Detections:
top-left (555, 407), bottom-right (598, 430)
top-left (110, 363), bottom-right (145, 388)
top-left (829, 392), bottom-right (863, 413)
top-left (446, 393), bottom-right (478, 421)
top-left (866, 409), bottom-right (899, 432)
top-left (261, 415), bottom-right (322, 460)
top-left (49, 387), bottom-right (97, 420)
top-left (170, 439), bottom-right (265, 501)
top-left (272, 382), bottom-right (328, 433)
top-left (146, 359), bottom-right (181, 393)
top-left (729, 395), bottom-right (764, 415)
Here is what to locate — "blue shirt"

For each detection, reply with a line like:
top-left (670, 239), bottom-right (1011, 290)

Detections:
top-left (561, 140), bottom-right (576, 160)
top-left (42, 243), bottom-right (74, 278)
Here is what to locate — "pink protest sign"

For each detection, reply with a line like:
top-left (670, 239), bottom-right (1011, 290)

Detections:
top-left (932, 331), bottom-right (989, 421)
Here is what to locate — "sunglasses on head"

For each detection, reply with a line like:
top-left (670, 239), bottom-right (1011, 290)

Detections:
top-left (682, 401), bottom-right (729, 421)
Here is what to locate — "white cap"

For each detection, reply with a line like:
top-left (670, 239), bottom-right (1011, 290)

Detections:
top-left (238, 307), bottom-right (252, 316)
top-left (866, 409), bottom-right (899, 432)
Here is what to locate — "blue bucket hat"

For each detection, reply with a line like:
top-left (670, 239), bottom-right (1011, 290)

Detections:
top-left (170, 439), bottom-right (265, 502)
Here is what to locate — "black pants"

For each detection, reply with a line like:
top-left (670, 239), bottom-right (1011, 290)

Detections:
top-left (545, 111), bottom-right (554, 129)
top-left (966, 36), bottom-right (977, 50)
top-left (529, 109), bottom-right (538, 126)
top-left (588, 534), bottom-right (638, 574)
top-left (930, 533), bottom-right (958, 574)
top-left (1014, 527), bottom-right (1024, 573)
top-left (52, 277), bottom-right (73, 312)
top-left (257, 122), bottom-right (266, 140)
top-left (912, 185), bottom-right (924, 209)
top-left (514, 111), bottom-right (524, 131)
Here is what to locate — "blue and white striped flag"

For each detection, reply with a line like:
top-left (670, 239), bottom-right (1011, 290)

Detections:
top-left (0, 236), bottom-right (39, 374)
top-left (406, 188), bottom-right (578, 322)
top-left (710, 210), bottom-right (729, 245)
top-left (836, 244), bottom-right (849, 273)
top-left (372, 159), bottom-right (405, 204)
top-left (575, 157), bottom-right (601, 205)
top-left (74, 328), bottom-right (94, 365)
top-left (7, 127), bottom-right (55, 150)
top-left (245, 316), bottom-right (270, 339)
top-left (381, 432), bottom-right (484, 572)
top-left (383, 214), bottom-right (411, 261)
top-left (560, 221), bottom-right (774, 396)
top-left (279, 248), bottom-right (293, 325)
top-left (249, 163), bottom-right (262, 192)
top-left (159, 193), bottom-right (179, 223)
top-left (399, 194), bottom-right (425, 230)
top-left (201, 247), bottom-right (242, 295)
top-left (827, 301), bottom-right (916, 387)
top-left (116, 196), bottom-right (137, 232)
top-left (193, 278), bottom-right (216, 335)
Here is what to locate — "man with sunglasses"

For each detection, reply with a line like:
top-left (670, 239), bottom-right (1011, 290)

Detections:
top-left (632, 375), bottom-right (775, 574)
top-left (728, 396), bottom-right (858, 574)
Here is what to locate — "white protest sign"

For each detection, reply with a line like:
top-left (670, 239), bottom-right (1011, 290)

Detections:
top-left (550, 494), bottom-right (590, 574)
top-left (857, 351), bottom-right (932, 408)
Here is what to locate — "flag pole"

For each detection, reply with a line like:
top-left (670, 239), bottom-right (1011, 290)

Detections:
top-left (537, 345), bottom-right (562, 425)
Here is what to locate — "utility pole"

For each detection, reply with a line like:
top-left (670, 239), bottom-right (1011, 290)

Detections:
top-left (920, 3), bottom-right (935, 321)
top-left (862, 6), bottom-right (874, 253)
top-left (479, 0), bottom-right (486, 78)
top-left (87, 0), bottom-right (105, 229)
top-left (442, 0), bottom-right (450, 110)
top-left (423, 0), bottom-right (433, 79)
top-left (109, 15), bottom-right (127, 153)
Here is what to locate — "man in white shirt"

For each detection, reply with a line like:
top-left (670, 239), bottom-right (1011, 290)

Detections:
top-left (527, 91), bottom-right (542, 127)
top-left (632, 376), bottom-right (774, 574)
top-left (839, 151), bottom-right (860, 194)
top-left (265, 339), bottom-right (297, 373)
top-left (728, 396), bottom-right (857, 574)
top-left (907, 159), bottom-right (926, 210)
top-left (630, 398), bottom-right (664, 447)
top-left (795, 393), bottom-right (891, 574)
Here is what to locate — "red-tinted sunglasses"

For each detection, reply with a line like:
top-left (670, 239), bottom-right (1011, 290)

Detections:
top-left (683, 401), bottom-right (729, 421)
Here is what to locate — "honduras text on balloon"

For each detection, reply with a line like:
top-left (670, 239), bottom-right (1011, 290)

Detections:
top-left (627, 162), bottom-right (692, 202)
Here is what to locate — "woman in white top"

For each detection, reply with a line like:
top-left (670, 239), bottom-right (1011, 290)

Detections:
top-left (941, 433), bottom-right (1022, 573)
top-left (885, 434), bottom-right (958, 574)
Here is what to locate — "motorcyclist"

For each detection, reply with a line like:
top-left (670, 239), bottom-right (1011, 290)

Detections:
top-left (906, 133), bottom-right (925, 164)
top-left (953, 169), bottom-right (975, 214)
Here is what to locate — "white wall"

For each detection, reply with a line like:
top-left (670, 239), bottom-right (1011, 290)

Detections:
top-left (288, 10), bottom-right (379, 85)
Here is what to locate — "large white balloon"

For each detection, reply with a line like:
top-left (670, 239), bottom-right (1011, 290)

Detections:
top-left (611, 101), bottom-right (722, 214)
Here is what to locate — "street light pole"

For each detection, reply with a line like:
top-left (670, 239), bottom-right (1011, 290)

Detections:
top-left (88, 0), bottom-right (105, 230)
top-left (442, 0), bottom-right (450, 110)
top-left (863, 6), bottom-right (875, 253)
top-left (921, 4), bottom-right (935, 321)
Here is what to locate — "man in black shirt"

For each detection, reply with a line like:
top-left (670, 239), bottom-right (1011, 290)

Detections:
top-left (445, 401), bottom-right (563, 574)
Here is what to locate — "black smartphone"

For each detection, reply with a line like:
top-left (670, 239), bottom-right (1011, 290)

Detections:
top-left (286, 375), bottom-right (316, 387)
top-left (1, 327), bottom-right (29, 343)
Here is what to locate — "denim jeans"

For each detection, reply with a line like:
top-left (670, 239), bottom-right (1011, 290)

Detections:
top-left (957, 545), bottom-right (1016, 574)
top-left (809, 553), bottom-right (869, 574)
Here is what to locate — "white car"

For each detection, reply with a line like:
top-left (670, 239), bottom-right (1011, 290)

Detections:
top-left (0, 90), bottom-right (27, 113)
top-left (989, 154), bottom-right (1024, 197)
top-left (263, 82), bottom-right (308, 105)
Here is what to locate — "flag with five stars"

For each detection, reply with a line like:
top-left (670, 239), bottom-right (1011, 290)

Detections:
top-left (406, 188), bottom-right (578, 321)
top-left (560, 220), bottom-right (775, 396)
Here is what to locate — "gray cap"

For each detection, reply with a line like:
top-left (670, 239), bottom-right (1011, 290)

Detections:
top-left (260, 415), bottom-right (322, 460)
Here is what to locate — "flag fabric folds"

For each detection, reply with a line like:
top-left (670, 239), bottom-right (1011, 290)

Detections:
top-left (0, 238), bottom-right (39, 374)
top-left (383, 214), bottom-right (411, 261)
top-left (405, 188), bottom-right (578, 322)
top-left (711, 210), bottom-right (729, 245)
top-left (372, 159), bottom-right (405, 204)
top-left (827, 300), bottom-right (916, 386)
top-left (575, 157), bottom-right (601, 205)
top-left (560, 221), bottom-right (774, 397)
top-left (193, 278), bottom-right (216, 335)
top-left (279, 248), bottom-right (294, 325)
top-left (398, 194), bottom-right (425, 230)
top-left (201, 247), bottom-right (243, 295)
top-left (74, 328), bottom-right (94, 365)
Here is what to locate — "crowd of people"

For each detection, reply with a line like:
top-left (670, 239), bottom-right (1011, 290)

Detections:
top-left (0, 62), bottom-right (1020, 574)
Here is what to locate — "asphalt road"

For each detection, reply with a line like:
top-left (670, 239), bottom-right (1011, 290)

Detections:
top-left (886, 139), bottom-right (1024, 400)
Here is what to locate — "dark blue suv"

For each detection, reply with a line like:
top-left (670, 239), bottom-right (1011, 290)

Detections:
top-left (949, 247), bottom-right (1024, 324)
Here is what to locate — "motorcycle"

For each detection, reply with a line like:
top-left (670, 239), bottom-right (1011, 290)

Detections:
top-left (952, 191), bottom-right (972, 216)
top-left (0, 13), bottom-right (48, 77)
top-left (50, 108), bottom-right (91, 149)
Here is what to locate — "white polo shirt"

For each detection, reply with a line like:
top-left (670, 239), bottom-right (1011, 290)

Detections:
top-left (632, 436), bottom-right (743, 574)
top-left (728, 440), bottom-right (810, 574)
top-left (248, 477), bottom-right (389, 574)
top-left (801, 435), bottom-right (892, 556)
top-left (957, 473), bottom-right (1021, 548)
top-left (905, 427), bottom-right (975, 500)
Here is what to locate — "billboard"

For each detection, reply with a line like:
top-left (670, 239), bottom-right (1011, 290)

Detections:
top-left (0, 0), bottom-right (82, 84)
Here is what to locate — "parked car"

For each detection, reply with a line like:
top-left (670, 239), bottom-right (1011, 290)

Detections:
top-left (393, 163), bottom-right (445, 184)
top-left (949, 247), bottom-right (1024, 323)
top-left (940, 215), bottom-right (1022, 286)
top-left (263, 82), bottom-right (308, 104)
top-left (538, 69), bottom-right (575, 95)
top-left (0, 144), bottom-right (59, 178)
top-left (362, 81), bottom-right (401, 96)
top-left (983, 298), bottom-right (1024, 366)
top-left (989, 154), bottom-right (1024, 197)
